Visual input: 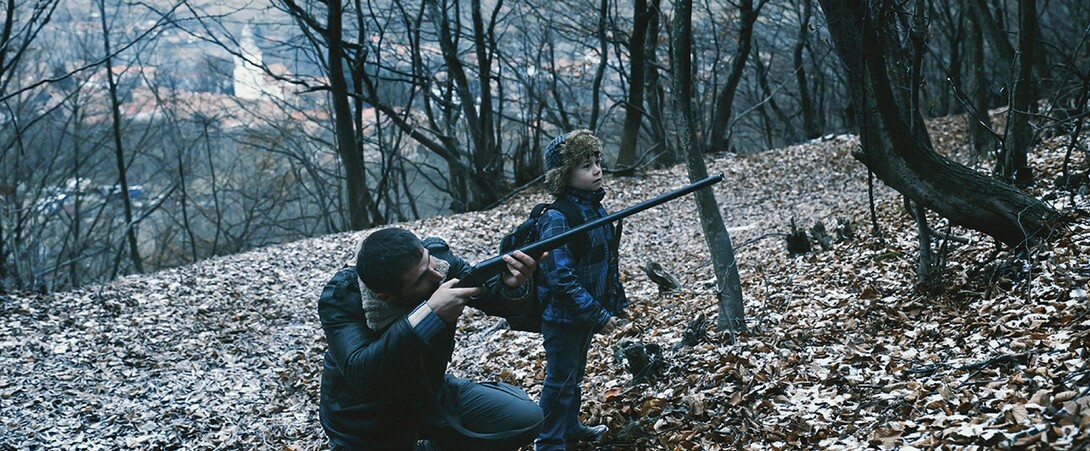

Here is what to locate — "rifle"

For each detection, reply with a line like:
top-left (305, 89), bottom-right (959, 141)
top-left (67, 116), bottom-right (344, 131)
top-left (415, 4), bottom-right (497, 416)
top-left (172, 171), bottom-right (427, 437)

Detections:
top-left (456, 173), bottom-right (724, 287)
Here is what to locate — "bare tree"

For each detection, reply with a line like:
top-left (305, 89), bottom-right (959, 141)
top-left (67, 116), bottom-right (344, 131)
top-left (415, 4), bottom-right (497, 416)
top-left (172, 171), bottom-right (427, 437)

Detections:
top-left (707, 0), bottom-right (763, 153)
top-left (965, 0), bottom-right (1013, 79)
top-left (262, 0), bottom-right (392, 229)
top-left (0, 0), bottom-right (61, 288)
top-left (671, 0), bottom-right (745, 333)
top-left (818, 0), bottom-right (1058, 249)
top-left (750, 40), bottom-right (794, 147)
top-left (329, 0), bottom-right (374, 229)
top-left (616, 0), bottom-right (652, 168)
top-left (961, 0), bottom-right (993, 159)
top-left (1049, 16), bottom-right (1090, 186)
top-left (1001, 0), bottom-right (1037, 185)
top-left (642, 0), bottom-right (673, 167)
top-left (0, 1), bottom-right (59, 96)
top-left (425, 0), bottom-right (507, 210)
top-left (504, 11), bottom-right (551, 184)
top-left (794, 0), bottom-right (821, 140)
top-left (97, 0), bottom-right (145, 276)
top-left (930, 0), bottom-right (961, 117)
top-left (906, 0), bottom-right (937, 286)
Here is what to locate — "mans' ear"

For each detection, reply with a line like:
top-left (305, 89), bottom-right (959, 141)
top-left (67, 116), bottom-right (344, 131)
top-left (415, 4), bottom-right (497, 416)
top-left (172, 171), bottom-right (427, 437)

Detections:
top-left (375, 292), bottom-right (396, 304)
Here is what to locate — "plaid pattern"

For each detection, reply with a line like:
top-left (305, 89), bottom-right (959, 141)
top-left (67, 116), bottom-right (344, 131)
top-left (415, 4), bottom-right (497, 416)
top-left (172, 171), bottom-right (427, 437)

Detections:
top-left (535, 188), bottom-right (627, 326)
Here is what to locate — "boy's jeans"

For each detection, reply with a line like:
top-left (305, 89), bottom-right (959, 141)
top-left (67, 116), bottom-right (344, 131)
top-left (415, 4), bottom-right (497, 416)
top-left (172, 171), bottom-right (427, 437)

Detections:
top-left (535, 321), bottom-right (595, 451)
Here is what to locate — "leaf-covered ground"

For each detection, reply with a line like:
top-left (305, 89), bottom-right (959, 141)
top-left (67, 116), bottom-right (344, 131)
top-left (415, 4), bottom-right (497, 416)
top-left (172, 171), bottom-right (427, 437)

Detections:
top-left (2, 113), bottom-right (1088, 450)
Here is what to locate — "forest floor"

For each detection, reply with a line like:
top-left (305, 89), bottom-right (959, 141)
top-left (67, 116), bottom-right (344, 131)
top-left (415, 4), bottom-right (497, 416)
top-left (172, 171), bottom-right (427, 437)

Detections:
top-left (2, 112), bottom-right (1088, 450)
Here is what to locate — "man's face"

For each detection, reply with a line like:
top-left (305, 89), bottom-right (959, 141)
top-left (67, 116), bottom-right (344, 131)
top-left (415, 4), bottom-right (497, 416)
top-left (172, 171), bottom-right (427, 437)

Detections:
top-left (392, 248), bottom-right (444, 306)
top-left (568, 154), bottom-right (603, 192)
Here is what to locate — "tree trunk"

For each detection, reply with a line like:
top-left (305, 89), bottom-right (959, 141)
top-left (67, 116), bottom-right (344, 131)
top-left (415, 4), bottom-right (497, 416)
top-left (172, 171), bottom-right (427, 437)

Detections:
top-left (470, 0), bottom-right (501, 187)
top-left (671, 0), bottom-right (746, 333)
top-left (1, 1), bottom-right (60, 99)
top-left (357, 1), bottom-right (477, 213)
top-left (177, 143), bottom-right (197, 263)
top-left (0, 200), bottom-right (5, 285)
top-left (546, 35), bottom-right (574, 131)
top-left (99, 0), bottom-right (143, 276)
top-left (962, 0), bottom-right (993, 158)
top-left (588, 0), bottom-right (609, 131)
top-left (350, 11), bottom-right (385, 226)
top-left (966, 0), bottom-right (1013, 90)
top-left (908, 0), bottom-right (932, 284)
top-left (752, 49), bottom-right (793, 143)
top-left (68, 98), bottom-right (84, 286)
top-left (1061, 75), bottom-right (1090, 182)
top-left (426, 0), bottom-right (503, 210)
top-left (200, 120), bottom-right (223, 254)
top-left (617, 0), bottom-right (651, 168)
top-left (1026, 3), bottom-right (1048, 94)
top-left (327, 0), bottom-right (371, 230)
top-left (818, 0), bottom-right (1057, 249)
top-left (794, 0), bottom-right (821, 140)
top-left (935, 4), bottom-right (962, 117)
top-left (1003, 0), bottom-right (1035, 185)
top-left (514, 63), bottom-right (546, 184)
top-left (0, 0), bottom-right (15, 88)
top-left (708, 0), bottom-right (759, 153)
top-left (644, 0), bottom-right (673, 167)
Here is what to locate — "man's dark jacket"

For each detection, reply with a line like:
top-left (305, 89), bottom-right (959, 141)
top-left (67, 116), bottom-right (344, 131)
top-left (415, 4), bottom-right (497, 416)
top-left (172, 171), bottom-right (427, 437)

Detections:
top-left (317, 237), bottom-right (529, 450)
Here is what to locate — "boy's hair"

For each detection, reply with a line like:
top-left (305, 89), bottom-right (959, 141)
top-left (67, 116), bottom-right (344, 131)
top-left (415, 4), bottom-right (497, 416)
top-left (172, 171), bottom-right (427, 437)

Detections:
top-left (543, 129), bottom-right (602, 196)
top-left (356, 228), bottom-right (422, 295)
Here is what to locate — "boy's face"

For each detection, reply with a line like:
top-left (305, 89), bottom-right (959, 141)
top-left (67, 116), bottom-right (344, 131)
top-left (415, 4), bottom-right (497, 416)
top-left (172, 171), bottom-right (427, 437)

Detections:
top-left (567, 154), bottom-right (603, 192)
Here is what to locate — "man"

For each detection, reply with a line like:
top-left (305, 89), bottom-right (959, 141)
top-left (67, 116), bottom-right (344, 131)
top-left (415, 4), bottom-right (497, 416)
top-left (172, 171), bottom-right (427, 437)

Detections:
top-left (318, 227), bottom-right (544, 450)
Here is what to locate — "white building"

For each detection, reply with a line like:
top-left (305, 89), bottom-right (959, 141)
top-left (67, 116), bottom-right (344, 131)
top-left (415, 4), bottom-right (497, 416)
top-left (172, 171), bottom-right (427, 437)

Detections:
top-left (233, 25), bottom-right (283, 101)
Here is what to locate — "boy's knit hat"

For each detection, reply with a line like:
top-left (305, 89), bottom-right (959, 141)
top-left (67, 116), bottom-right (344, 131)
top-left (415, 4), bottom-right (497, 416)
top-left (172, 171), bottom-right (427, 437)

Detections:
top-left (543, 129), bottom-right (601, 196)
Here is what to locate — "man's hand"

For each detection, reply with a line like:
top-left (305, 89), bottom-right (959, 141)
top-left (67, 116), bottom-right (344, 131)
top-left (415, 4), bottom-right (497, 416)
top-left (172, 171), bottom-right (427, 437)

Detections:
top-left (500, 250), bottom-right (544, 288)
top-left (427, 279), bottom-right (482, 323)
top-left (597, 317), bottom-right (618, 336)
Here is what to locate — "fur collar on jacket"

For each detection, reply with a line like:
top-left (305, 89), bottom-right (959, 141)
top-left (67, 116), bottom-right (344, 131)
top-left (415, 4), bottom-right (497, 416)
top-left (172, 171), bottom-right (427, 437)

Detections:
top-left (357, 256), bottom-right (450, 331)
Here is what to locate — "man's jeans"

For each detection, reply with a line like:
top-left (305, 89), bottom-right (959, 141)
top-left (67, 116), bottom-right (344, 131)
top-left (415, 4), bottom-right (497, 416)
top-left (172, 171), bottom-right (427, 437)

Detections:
top-left (535, 321), bottom-right (595, 451)
top-left (420, 374), bottom-right (543, 451)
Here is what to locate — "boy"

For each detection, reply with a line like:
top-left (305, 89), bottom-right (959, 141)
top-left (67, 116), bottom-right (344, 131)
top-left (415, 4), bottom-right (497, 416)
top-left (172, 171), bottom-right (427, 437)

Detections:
top-left (534, 129), bottom-right (628, 450)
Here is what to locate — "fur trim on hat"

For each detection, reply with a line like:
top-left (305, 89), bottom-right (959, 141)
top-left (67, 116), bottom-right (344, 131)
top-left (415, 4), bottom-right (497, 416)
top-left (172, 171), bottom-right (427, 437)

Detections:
top-left (543, 129), bottom-right (602, 196)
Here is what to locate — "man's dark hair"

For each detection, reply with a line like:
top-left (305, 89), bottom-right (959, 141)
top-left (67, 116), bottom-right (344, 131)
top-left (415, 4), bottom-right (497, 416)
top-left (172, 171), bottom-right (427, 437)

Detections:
top-left (356, 228), bottom-right (423, 294)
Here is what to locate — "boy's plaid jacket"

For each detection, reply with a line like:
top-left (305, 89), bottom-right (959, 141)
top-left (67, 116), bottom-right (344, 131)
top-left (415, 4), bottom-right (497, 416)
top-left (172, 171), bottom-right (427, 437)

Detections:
top-left (535, 188), bottom-right (627, 328)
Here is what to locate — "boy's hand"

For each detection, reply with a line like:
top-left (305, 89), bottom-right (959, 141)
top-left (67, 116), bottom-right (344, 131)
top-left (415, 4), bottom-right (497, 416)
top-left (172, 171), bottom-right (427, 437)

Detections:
top-left (500, 251), bottom-right (545, 288)
top-left (427, 279), bottom-right (481, 323)
top-left (597, 317), bottom-right (619, 335)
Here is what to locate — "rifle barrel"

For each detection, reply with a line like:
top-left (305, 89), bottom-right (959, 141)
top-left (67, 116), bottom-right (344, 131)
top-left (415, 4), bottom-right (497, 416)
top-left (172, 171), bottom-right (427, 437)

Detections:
top-left (456, 173), bottom-right (724, 287)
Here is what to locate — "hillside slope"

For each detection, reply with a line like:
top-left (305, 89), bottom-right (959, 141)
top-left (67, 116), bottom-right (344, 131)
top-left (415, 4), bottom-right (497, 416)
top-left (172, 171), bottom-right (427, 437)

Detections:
top-left (2, 114), bottom-right (1087, 449)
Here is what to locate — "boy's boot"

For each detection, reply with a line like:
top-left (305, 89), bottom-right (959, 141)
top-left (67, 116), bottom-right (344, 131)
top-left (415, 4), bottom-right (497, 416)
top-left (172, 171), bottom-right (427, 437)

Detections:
top-left (570, 423), bottom-right (607, 442)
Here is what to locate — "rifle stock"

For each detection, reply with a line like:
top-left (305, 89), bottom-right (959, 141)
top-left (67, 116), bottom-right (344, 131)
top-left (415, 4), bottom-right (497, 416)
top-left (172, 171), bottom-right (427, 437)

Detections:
top-left (455, 173), bottom-right (724, 287)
